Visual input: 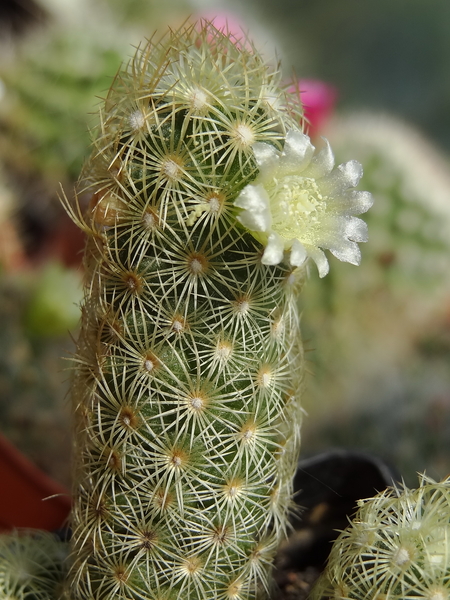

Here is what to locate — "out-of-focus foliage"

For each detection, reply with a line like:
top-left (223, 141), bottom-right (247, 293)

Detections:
top-left (0, 264), bottom-right (82, 487)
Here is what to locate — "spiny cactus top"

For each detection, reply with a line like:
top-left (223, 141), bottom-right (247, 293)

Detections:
top-left (310, 475), bottom-right (450, 600)
top-left (66, 22), bottom-right (372, 600)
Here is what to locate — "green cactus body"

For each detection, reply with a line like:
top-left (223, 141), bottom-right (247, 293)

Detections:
top-left (68, 23), bottom-right (305, 599)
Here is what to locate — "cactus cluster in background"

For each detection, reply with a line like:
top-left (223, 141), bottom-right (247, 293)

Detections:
top-left (0, 13), bottom-right (131, 188)
top-left (310, 475), bottom-right (450, 599)
top-left (0, 530), bottom-right (68, 600)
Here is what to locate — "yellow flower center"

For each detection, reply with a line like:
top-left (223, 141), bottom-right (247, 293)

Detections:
top-left (267, 176), bottom-right (324, 241)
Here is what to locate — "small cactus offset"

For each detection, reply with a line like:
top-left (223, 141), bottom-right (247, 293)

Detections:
top-left (310, 475), bottom-right (450, 600)
top-left (66, 22), bottom-right (371, 599)
top-left (0, 530), bottom-right (68, 600)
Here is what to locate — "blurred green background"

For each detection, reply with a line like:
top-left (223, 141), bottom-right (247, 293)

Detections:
top-left (0, 0), bottom-right (449, 488)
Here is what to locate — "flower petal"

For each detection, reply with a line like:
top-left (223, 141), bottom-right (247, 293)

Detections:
top-left (252, 142), bottom-right (279, 174)
top-left (262, 231), bottom-right (284, 265)
top-left (314, 215), bottom-right (368, 246)
top-left (302, 137), bottom-right (335, 179)
top-left (321, 159), bottom-right (363, 195)
top-left (290, 239), bottom-right (307, 267)
top-left (329, 240), bottom-right (361, 266)
top-left (338, 160), bottom-right (363, 187)
top-left (335, 190), bottom-right (374, 216)
top-left (235, 184), bottom-right (272, 231)
top-left (304, 245), bottom-right (329, 277)
top-left (345, 216), bottom-right (369, 243)
top-left (279, 130), bottom-right (315, 175)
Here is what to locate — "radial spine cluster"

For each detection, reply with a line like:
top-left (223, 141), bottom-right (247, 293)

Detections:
top-left (67, 23), bottom-right (305, 600)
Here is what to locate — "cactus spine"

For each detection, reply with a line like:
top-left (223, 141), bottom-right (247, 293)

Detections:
top-left (67, 23), bottom-right (305, 599)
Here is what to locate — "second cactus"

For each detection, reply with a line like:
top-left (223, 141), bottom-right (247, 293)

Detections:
top-left (67, 22), bottom-right (371, 599)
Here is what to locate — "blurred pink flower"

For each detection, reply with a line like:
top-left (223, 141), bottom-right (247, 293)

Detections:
top-left (289, 79), bottom-right (338, 137)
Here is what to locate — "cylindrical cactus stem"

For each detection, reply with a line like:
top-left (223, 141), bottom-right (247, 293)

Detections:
top-left (65, 22), bottom-right (372, 600)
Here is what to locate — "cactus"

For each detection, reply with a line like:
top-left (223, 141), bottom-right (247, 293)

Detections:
top-left (0, 530), bottom-right (68, 600)
top-left (65, 22), bottom-right (371, 599)
top-left (310, 474), bottom-right (450, 599)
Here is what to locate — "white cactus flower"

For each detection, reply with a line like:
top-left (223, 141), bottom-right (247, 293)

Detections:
top-left (234, 130), bottom-right (373, 277)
